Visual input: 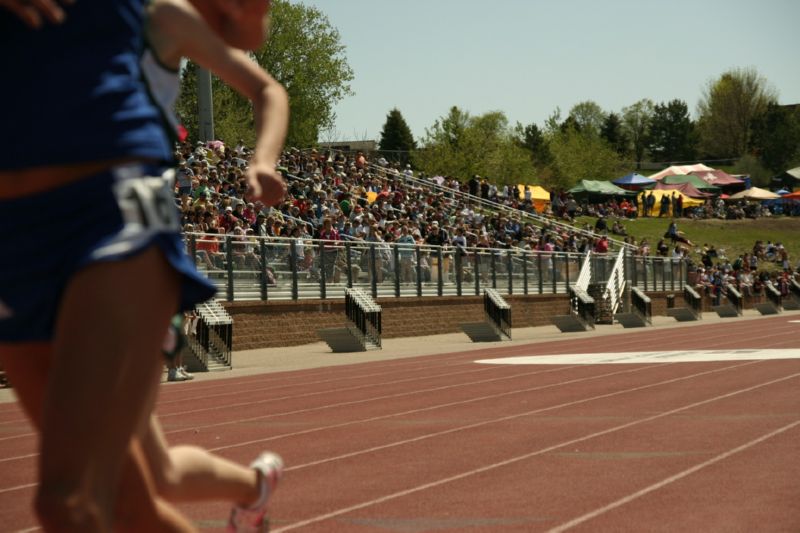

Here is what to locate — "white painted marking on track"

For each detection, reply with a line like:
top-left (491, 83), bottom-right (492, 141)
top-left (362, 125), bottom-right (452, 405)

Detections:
top-left (789, 320), bottom-right (800, 324)
top-left (476, 349), bottom-right (800, 366)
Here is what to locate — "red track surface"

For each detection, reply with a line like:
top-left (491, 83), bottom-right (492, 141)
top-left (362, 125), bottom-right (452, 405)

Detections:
top-left (1, 315), bottom-right (798, 532)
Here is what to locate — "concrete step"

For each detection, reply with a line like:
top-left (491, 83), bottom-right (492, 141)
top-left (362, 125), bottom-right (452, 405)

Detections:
top-left (782, 297), bottom-right (800, 310)
top-left (460, 322), bottom-right (507, 343)
top-left (754, 302), bottom-right (781, 316)
top-left (551, 314), bottom-right (592, 333)
top-left (614, 312), bottom-right (649, 328)
top-left (317, 327), bottom-right (378, 353)
top-left (667, 307), bottom-right (700, 322)
top-left (712, 304), bottom-right (740, 318)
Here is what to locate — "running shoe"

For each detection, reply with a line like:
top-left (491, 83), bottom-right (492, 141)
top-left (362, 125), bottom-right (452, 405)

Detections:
top-left (227, 452), bottom-right (284, 532)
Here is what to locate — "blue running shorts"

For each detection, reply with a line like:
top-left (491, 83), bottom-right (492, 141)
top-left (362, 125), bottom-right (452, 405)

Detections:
top-left (0, 164), bottom-right (217, 342)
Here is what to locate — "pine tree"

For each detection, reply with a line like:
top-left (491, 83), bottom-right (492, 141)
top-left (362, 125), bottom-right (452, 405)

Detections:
top-left (379, 108), bottom-right (417, 154)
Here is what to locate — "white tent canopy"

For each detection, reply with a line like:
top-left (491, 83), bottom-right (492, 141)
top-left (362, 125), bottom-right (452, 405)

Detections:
top-left (728, 187), bottom-right (780, 200)
top-left (649, 164), bottom-right (714, 181)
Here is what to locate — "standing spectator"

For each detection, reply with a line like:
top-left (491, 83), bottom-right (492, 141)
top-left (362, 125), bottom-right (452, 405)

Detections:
top-left (468, 174), bottom-right (480, 196)
top-left (646, 191), bottom-right (656, 217)
top-left (396, 226), bottom-right (416, 282)
top-left (317, 218), bottom-right (341, 280)
top-left (659, 193), bottom-right (671, 217)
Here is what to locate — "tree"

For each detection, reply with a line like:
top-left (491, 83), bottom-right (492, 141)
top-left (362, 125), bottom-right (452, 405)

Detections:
top-left (600, 112), bottom-right (628, 157)
top-left (749, 103), bottom-right (800, 173)
top-left (378, 108), bottom-right (416, 155)
top-left (546, 125), bottom-right (623, 189)
top-left (568, 100), bottom-right (605, 137)
top-left (176, 0), bottom-right (354, 147)
top-left (696, 67), bottom-right (777, 159)
top-left (647, 99), bottom-right (697, 163)
top-left (621, 99), bottom-right (654, 169)
top-left (415, 109), bottom-right (537, 184)
top-left (514, 122), bottom-right (552, 167)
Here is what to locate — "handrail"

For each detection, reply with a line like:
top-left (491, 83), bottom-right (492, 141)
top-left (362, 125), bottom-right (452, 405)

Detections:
top-left (193, 299), bottom-right (233, 368)
top-left (345, 288), bottom-right (382, 348)
top-left (575, 252), bottom-right (592, 292)
top-left (790, 279), bottom-right (800, 299)
top-left (603, 248), bottom-right (626, 316)
top-left (684, 286), bottom-right (703, 318)
top-left (726, 286), bottom-right (744, 315)
top-left (484, 288), bottom-right (511, 339)
top-left (360, 159), bottom-right (637, 251)
top-left (630, 287), bottom-right (652, 325)
top-left (570, 287), bottom-right (596, 329)
top-left (765, 282), bottom-right (782, 309)
top-left (184, 231), bottom-right (686, 301)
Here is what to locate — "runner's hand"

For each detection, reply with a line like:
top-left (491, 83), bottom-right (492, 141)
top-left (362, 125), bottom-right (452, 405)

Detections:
top-left (1, 0), bottom-right (73, 28)
top-left (245, 163), bottom-right (287, 207)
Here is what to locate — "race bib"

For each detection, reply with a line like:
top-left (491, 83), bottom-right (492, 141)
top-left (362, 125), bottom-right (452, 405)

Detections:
top-left (113, 169), bottom-right (180, 232)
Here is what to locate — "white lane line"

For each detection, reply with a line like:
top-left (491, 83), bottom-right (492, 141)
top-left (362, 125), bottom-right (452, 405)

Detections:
top-left (0, 482), bottom-right (35, 495)
top-left (272, 371), bottom-right (800, 532)
top-left (478, 348), bottom-right (800, 366)
top-left (547, 419), bottom-right (800, 533)
top-left (208, 364), bottom-right (656, 452)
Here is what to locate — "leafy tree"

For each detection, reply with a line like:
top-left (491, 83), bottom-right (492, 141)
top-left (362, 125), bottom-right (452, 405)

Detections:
top-left (415, 109), bottom-right (537, 184)
top-left (600, 112), bottom-right (628, 157)
top-left (568, 100), bottom-right (605, 137)
top-left (733, 154), bottom-right (772, 187)
top-left (378, 108), bottom-right (416, 154)
top-left (176, 0), bottom-right (354, 147)
top-left (546, 125), bottom-right (623, 189)
top-left (696, 67), bottom-right (777, 158)
top-left (647, 99), bottom-right (697, 163)
top-left (621, 99), bottom-right (654, 169)
top-left (749, 103), bottom-right (800, 173)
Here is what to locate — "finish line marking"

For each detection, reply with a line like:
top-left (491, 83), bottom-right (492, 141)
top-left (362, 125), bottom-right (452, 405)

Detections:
top-left (476, 349), bottom-right (800, 366)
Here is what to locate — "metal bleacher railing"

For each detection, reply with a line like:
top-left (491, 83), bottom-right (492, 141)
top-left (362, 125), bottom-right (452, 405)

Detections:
top-left (361, 161), bottom-right (637, 253)
top-left (603, 248), bottom-right (627, 316)
top-left (185, 232), bottom-right (686, 302)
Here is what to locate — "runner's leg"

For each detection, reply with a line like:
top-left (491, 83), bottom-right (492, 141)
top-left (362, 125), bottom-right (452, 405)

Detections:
top-left (35, 247), bottom-right (190, 531)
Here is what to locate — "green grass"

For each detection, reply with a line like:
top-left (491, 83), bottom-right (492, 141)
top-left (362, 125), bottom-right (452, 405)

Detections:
top-left (575, 215), bottom-right (800, 266)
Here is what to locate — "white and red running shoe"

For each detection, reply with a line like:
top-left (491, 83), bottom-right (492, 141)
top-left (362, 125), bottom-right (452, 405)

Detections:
top-left (227, 452), bottom-right (284, 532)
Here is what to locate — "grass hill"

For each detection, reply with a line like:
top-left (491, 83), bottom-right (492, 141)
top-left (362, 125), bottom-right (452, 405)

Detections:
top-left (575, 216), bottom-right (799, 269)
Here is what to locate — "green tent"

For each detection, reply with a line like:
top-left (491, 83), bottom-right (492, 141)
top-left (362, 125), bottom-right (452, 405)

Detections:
top-left (568, 180), bottom-right (632, 200)
top-left (660, 174), bottom-right (720, 193)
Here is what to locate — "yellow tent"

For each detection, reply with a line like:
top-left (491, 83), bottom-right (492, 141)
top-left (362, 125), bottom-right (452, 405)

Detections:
top-left (637, 189), bottom-right (704, 217)
top-left (517, 184), bottom-right (550, 212)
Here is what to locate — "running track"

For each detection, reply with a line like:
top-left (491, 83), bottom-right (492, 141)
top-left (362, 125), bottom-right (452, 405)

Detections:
top-left (0, 315), bottom-right (798, 532)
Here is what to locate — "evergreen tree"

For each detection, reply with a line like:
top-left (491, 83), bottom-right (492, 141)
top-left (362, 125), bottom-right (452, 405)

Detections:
top-left (648, 99), bottom-right (696, 163)
top-left (749, 103), bottom-right (800, 173)
top-left (515, 122), bottom-right (552, 167)
top-left (600, 112), bottom-right (629, 157)
top-left (379, 108), bottom-right (417, 154)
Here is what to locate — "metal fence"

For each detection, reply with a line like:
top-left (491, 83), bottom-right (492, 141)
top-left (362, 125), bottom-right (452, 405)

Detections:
top-left (185, 233), bottom-right (686, 302)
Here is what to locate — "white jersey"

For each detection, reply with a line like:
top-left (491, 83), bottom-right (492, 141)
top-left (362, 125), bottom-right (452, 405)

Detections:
top-left (141, 46), bottom-right (180, 134)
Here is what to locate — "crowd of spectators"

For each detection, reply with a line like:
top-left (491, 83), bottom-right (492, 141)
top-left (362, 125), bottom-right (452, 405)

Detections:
top-left (688, 241), bottom-right (797, 305)
top-left (174, 141), bottom-right (624, 273)
top-left (172, 140), bottom-right (798, 289)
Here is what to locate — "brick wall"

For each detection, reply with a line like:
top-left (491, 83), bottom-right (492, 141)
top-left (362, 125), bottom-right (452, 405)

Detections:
top-left (221, 290), bottom-right (754, 350)
top-left (224, 294), bottom-right (569, 350)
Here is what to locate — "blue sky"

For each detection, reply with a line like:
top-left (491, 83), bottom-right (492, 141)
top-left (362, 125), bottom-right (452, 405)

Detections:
top-left (298, 0), bottom-right (800, 142)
